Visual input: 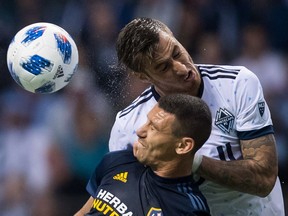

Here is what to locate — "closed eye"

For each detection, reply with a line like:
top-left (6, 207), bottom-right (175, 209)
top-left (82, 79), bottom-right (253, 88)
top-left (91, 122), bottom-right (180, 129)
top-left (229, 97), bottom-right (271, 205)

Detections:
top-left (150, 124), bottom-right (156, 131)
top-left (173, 51), bottom-right (181, 59)
top-left (159, 63), bottom-right (169, 72)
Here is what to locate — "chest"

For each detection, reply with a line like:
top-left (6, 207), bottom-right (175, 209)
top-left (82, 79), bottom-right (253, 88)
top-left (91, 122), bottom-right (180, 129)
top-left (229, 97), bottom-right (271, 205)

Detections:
top-left (92, 165), bottom-right (163, 215)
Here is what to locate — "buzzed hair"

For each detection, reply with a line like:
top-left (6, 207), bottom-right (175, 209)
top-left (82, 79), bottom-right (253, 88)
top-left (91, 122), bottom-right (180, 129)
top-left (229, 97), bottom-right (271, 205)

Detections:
top-left (116, 17), bottom-right (172, 74)
top-left (158, 94), bottom-right (212, 152)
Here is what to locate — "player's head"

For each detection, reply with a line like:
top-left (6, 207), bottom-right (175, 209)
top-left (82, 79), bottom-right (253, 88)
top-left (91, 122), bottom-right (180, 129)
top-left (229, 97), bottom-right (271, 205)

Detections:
top-left (158, 94), bottom-right (212, 149)
top-left (116, 17), bottom-right (172, 74)
top-left (116, 17), bottom-right (201, 96)
top-left (133, 94), bottom-right (211, 173)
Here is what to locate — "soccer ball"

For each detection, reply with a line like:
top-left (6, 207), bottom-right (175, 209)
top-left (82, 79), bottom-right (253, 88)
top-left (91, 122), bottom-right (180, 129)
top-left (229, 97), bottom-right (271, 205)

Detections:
top-left (6, 22), bottom-right (79, 93)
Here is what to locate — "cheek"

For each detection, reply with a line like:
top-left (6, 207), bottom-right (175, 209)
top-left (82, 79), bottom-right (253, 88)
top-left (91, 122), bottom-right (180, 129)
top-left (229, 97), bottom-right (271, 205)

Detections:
top-left (134, 143), bottom-right (151, 164)
top-left (151, 72), bottom-right (174, 83)
top-left (134, 143), bottom-right (145, 157)
top-left (141, 135), bottom-right (175, 162)
top-left (148, 142), bottom-right (172, 160)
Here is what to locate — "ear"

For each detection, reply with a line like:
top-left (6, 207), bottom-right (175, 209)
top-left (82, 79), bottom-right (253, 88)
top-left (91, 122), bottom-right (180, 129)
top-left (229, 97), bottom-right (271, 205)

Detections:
top-left (175, 137), bottom-right (194, 155)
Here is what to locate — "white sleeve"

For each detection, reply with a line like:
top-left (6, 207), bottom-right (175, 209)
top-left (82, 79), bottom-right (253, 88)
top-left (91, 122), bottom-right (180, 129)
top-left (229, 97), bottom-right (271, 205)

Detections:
top-left (234, 67), bottom-right (273, 132)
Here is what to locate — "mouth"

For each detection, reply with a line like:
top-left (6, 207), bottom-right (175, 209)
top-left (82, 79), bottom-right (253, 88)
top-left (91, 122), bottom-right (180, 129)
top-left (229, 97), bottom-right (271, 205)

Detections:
top-left (135, 139), bottom-right (146, 148)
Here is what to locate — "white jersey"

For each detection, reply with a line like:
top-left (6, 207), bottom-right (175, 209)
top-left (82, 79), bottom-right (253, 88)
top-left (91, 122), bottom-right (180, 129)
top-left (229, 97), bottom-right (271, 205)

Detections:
top-left (109, 64), bottom-right (284, 216)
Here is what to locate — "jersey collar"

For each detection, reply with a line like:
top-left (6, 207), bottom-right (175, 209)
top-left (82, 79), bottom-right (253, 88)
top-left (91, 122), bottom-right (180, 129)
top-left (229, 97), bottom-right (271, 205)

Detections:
top-left (196, 66), bottom-right (204, 98)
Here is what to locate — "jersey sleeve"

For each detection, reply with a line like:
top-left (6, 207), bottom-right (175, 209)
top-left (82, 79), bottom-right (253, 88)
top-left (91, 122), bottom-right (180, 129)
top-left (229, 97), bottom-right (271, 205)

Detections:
top-left (86, 153), bottom-right (107, 197)
top-left (234, 67), bottom-right (274, 139)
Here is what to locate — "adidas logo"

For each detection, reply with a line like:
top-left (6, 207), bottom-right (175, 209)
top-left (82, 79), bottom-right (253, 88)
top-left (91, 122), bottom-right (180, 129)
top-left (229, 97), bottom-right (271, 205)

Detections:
top-left (53, 65), bottom-right (64, 79)
top-left (113, 172), bottom-right (128, 183)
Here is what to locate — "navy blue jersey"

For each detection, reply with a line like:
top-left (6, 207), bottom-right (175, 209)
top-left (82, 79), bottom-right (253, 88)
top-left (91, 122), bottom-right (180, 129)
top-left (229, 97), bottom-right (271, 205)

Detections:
top-left (86, 150), bottom-right (210, 216)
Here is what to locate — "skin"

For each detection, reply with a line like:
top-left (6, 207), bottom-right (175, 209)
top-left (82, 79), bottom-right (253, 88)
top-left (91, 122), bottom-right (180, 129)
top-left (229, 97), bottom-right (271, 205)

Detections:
top-left (137, 32), bottom-right (201, 97)
top-left (133, 104), bottom-right (194, 178)
top-left (198, 134), bottom-right (278, 197)
top-left (138, 31), bottom-right (278, 197)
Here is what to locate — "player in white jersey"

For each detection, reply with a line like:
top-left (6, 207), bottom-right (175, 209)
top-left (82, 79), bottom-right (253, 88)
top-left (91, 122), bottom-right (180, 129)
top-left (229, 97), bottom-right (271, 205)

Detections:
top-left (109, 18), bottom-right (285, 216)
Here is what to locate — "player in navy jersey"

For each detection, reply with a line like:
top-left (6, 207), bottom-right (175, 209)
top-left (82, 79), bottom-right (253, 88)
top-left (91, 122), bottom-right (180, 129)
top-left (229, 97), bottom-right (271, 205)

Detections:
top-left (109, 18), bottom-right (285, 215)
top-left (75, 94), bottom-right (211, 216)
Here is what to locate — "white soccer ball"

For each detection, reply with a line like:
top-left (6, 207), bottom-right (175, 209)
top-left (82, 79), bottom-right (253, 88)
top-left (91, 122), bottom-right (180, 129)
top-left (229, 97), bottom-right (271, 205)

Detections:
top-left (6, 22), bottom-right (79, 93)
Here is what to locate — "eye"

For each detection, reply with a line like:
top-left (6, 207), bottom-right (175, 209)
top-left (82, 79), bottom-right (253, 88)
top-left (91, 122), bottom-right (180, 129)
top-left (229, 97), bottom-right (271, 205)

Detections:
top-left (150, 125), bottom-right (156, 130)
top-left (159, 62), bottom-right (169, 72)
top-left (150, 122), bottom-right (159, 131)
top-left (173, 51), bottom-right (181, 59)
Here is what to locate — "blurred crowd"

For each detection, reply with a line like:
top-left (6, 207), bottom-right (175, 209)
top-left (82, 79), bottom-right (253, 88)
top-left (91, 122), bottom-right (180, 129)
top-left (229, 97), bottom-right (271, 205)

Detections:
top-left (0, 0), bottom-right (287, 215)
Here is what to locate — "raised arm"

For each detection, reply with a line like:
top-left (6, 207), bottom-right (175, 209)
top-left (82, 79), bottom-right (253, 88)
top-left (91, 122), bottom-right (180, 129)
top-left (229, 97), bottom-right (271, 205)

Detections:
top-left (196, 134), bottom-right (278, 197)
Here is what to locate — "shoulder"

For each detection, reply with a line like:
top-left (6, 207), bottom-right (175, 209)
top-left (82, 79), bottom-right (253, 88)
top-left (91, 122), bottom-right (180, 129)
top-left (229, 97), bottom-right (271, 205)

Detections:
top-left (86, 149), bottom-right (137, 197)
top-left (93, 150), bottom-right (136, 181)
top-left (117, 86), bottom-right (158, 119)
top-left (109, 87), bottom-right (159, 151)
top-left (197, 64), bottom-right (257, 81)
top-left (197, 64), bottom-right (262, 95)
top-left (101, 150), bottom-right (137, 168)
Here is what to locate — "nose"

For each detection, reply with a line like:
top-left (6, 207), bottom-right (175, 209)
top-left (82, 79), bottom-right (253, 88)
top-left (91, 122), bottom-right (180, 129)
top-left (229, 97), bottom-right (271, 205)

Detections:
top-left (172, 60), bottom-right (187, 75)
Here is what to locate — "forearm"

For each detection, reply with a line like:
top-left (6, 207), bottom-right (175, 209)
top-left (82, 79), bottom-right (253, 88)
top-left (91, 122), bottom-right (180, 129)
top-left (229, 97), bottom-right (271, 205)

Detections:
top-left (196, 135), bottom-right (278, 197)
top-left (197, 157), bottom-right (276, 196)
top-left (74, 210), bottom-right (84, 216)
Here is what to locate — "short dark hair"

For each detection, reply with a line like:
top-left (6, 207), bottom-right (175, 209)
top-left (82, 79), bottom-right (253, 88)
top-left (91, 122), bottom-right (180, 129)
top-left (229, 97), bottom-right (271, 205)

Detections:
top-left (116, 17), bottom-right (172, 74)
top-left (158, 94), bottom-right (212, 152)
